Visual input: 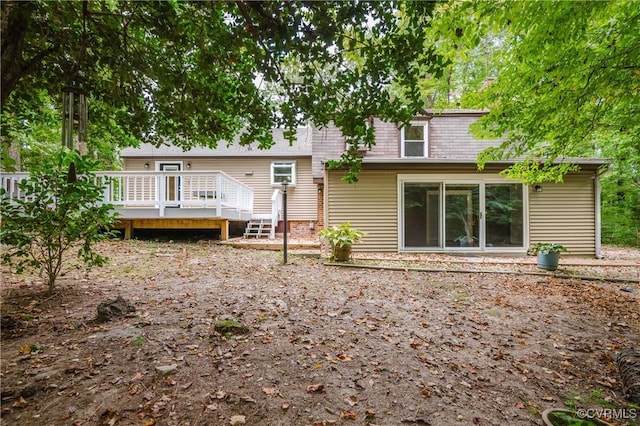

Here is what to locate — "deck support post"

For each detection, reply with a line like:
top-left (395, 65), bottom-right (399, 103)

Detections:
top-left (124, 221), bottom-right (133, 240)
top-left (220, 220), bottom-right (229, 240)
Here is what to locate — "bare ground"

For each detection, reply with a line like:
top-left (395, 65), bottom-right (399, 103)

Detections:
top-left (1, 241), bottom-right (639, 426)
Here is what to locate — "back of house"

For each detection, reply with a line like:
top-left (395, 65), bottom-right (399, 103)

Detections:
top-left (118, 128), bottom-right (318, 239)
top-left (115, 110), bottom-right (605, 256)
top-left (315, 111), bottom-right (605, 257)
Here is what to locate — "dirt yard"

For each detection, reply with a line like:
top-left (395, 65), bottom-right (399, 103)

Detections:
top-left (1, 241), bottom-right (639, 426)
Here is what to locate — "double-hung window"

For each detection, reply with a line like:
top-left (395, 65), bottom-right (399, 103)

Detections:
top-left (271, 161), bottom-right (296, 185)
top-left (401, 122), bottom-right (429, 158)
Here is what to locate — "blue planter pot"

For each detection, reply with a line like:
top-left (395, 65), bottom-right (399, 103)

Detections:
top-left (537, 252), bottom-right (561, 271)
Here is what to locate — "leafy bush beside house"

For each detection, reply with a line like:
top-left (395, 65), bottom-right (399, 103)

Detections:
top-left (0, 149), bottom-right (118, 294)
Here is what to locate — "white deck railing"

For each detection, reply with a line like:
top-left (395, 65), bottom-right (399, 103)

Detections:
top-left (270, 188), bottom-right (283, 239)
top-left (1, 172), bottom-right (31, 201)
top-left (1, 171), bottom-right (254, 219)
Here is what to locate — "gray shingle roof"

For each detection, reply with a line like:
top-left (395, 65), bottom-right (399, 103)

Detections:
top-left (120, 127), bottom-right (312, 158)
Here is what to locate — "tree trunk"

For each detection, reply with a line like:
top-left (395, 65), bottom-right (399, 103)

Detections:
top-left (1, 1), bottom-right (35, 108)
top-left (1, 139), bottom-right (21, 170)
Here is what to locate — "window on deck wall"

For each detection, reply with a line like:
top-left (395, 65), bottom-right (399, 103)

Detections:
top-left (401, 123), bottom-right (429, 157)
top-left (271, 161), bottom-right (296, 185)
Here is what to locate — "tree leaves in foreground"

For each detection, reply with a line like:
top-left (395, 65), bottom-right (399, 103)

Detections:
top-left (432, 1), bottom-right (639, 185)
top-left (426, 0), bottom-right (640, 246)
top-left (0, 149), bottom-right (118, 294)
top-left (2, 1), bottom-right (444, 181)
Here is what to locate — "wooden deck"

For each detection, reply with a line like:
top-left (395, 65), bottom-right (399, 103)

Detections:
top-left (2, 171), bottom-right (256, 240)
top-left (114, 217), bottom-right (235, 240)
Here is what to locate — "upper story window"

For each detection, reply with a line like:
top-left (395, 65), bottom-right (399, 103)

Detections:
top-left (401, 122), bottom-right (429, 157)
top-left (271, 161), bottom-right (296, 185)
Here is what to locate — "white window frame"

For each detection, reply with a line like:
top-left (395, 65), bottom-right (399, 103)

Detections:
top-left (271, 161), bottom-right (297, 186)
top-left (397, 174), bottom-right (529, 253)
top-left (401, 122), bottom-right (429, 158)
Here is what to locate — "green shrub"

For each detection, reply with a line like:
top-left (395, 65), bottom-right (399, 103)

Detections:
top-left (1, 149), bottom-right (118, 294)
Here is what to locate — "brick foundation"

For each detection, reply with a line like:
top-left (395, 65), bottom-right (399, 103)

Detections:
top-left (316, 183), bottom-right (324, 229)
top-left (274, 220), bottom-right (318, 238)
top-left (289, 220), bottom-right (318, 238)
top-left (271, 184), bottom-right (324, 239)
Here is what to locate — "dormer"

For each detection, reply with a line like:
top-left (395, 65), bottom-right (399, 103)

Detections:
top-left (400, 120), bottom-right (430, 158)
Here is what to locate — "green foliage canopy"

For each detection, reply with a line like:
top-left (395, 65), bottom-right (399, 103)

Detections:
top-left (430, 1), bottom-right (639, 185)
top-left (2, 1), bottom-right (445, 180)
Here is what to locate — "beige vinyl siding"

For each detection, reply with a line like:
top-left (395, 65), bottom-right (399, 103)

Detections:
top-left (123, 157), bottom-right (316, 220)
top-left (327, 168), bottom-right (597, 255)
top-left (326, 170), bottom-right (398, 252)
top-left (529, 173), bottom-right (596, 256)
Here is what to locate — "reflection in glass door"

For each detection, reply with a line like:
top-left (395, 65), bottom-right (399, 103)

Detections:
top-left (401, 181), bottom-right (524, 251)
top-left (403, 183), bottom-right (440, 248)
top-left (485, 184), bottom-right (524, 248)
top-left (445, 184), bottom-right (480, 248)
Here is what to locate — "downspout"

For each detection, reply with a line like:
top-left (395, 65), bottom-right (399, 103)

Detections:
top-left (594, 166), bottom-right (609, 259)
top-left (322, 160), bottom-right (330, 257)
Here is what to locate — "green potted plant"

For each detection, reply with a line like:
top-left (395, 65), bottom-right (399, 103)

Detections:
top-left (318, 222), bottom-right (366, 262)
top-left (528, 242), bottom-right (568, 271)
top-left (454, 234), bottom-right (477, 247)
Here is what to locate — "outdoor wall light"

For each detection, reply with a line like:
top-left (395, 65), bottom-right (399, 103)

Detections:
top-left (534, 184), bottom-right (543, 193)
top-left (186, 162), bottom-right (192, 169)
top-left (144, 162), bottom-right (150, 169)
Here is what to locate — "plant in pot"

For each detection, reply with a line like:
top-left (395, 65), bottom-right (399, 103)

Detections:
top-left (318, 222), bottom-right (365, 262)
top-left (454, 234), bottom-right (477, 247)
top-left (528, 242), bottom-right (568, 271)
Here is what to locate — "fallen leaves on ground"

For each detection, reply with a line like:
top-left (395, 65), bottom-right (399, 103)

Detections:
top-left (0, 241), bottom-right (638, 425)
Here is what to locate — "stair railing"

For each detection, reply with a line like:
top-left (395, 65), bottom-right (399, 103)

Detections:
top-left (270, 188), bottom-right (282, 239)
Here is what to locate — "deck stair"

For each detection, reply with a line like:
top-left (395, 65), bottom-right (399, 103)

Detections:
top-left (243, 218), bottom-right (272, 238)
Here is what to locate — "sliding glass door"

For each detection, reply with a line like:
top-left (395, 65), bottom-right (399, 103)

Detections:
top-left (485, 183), bottom-right (524, 248)
top-left (401, 180), bottom-right (524, 251)
top-left (404, 183), bottom-right (440, 248)
top-left (445, 184), bottom-right (480, 248)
